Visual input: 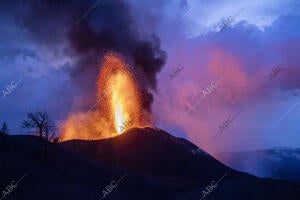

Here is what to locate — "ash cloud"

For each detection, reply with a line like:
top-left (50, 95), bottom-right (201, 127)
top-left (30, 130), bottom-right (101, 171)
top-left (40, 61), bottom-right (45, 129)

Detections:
top-left (3, 0), bottom-right (167, 111)
top-left (66, 0), bottom-right (167, 90)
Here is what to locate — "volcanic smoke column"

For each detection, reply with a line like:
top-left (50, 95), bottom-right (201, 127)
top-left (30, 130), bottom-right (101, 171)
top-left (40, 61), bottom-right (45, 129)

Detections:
top-left (97, 53), bottom-right (152, 135)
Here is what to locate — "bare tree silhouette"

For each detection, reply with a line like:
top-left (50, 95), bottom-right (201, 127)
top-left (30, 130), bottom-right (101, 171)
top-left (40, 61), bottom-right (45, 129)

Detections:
top-left (22, 111), bottom-right (54, 140)
top-left (22, 111), bottom-right (54, 159)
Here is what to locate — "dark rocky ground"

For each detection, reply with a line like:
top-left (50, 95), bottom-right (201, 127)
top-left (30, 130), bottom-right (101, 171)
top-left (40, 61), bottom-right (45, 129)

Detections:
top-left (0, 128), bottom-right (299, 200)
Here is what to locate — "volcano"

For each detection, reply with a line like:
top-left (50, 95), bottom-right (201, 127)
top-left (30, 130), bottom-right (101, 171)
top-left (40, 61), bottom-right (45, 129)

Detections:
top-left (62, 127), bottom-right (236, 182)
top-left (60, 127), bottom-right (300, 199)
top-left (1, 128), bottom-right (300, 200)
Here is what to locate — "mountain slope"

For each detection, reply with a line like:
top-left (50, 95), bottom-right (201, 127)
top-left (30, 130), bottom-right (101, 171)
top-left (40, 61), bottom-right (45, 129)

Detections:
top-left (62, 127), bottom-right (247, 184)
top-left (61, 127), bottom-right (300, 199)
top-left (0, 128), bottom-right (299, 199)
top-left (0, 133), bottom-right (173, 200)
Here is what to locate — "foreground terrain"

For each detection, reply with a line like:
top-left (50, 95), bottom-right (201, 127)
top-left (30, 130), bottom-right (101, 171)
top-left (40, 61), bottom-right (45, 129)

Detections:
top-left (0, 128), bottom-right (299, 199)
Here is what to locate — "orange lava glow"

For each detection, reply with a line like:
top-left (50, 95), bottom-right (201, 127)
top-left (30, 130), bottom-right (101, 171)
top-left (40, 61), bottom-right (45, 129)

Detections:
top-left (60, 52), bottom-right (152, 141)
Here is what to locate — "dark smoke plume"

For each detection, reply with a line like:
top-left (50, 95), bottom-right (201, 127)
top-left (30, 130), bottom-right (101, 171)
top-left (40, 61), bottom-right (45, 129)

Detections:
top-left (3, 0), bottom-right (167, 111)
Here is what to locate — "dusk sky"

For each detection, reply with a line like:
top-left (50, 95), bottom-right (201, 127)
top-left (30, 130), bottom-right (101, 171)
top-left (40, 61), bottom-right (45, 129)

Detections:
top-left (0, 0), bottom-right (299, 154)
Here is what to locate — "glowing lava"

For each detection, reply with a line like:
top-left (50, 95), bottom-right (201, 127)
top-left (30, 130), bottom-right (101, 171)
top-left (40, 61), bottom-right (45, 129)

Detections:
top-left (60, 52), bottom-right (152, 141)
